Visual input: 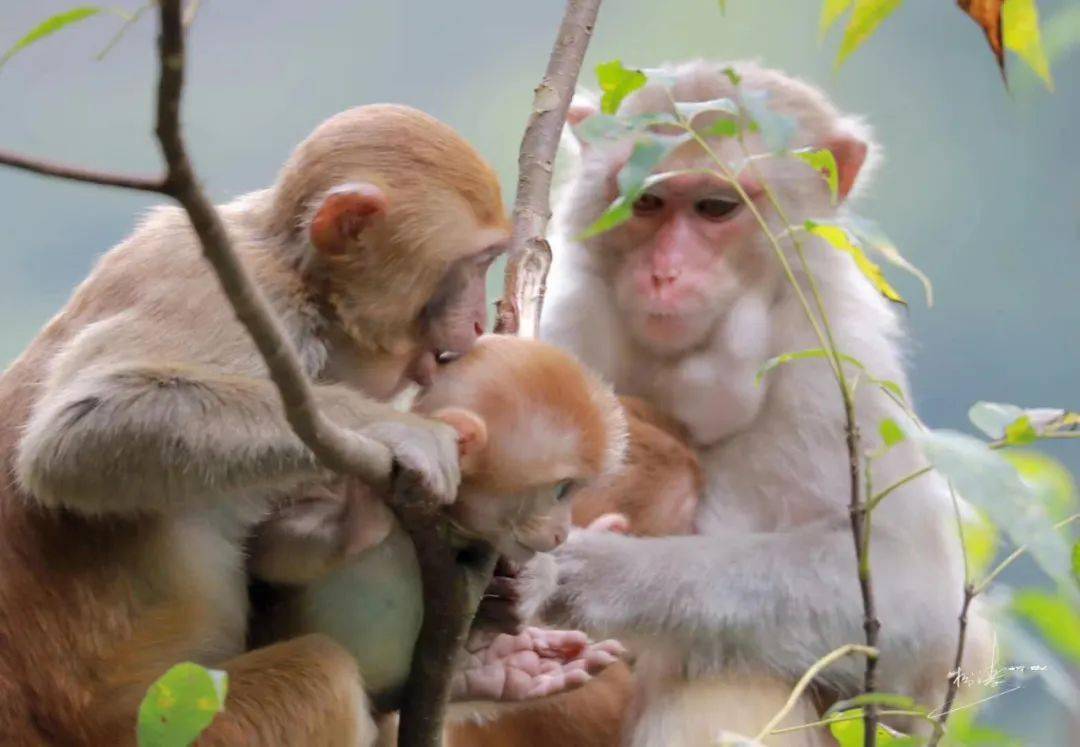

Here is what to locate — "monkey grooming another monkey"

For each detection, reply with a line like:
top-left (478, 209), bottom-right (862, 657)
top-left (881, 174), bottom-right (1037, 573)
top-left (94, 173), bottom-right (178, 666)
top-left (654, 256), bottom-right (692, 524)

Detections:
top-left (0, 104), bottom-right (510, 745)
top-left (526, 60), bottom-right (990, 745)
top-left (249, 334), bottom-right (629, 725)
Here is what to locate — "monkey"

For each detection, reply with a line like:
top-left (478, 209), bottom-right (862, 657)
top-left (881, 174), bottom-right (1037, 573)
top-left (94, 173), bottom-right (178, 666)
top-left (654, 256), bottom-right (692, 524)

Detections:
top-left (519, 60), bottom-right (991, 744)
top-left (448, 395), bottom-right (702, 747)
top-left (0, 104), bottom-right (512, 745)
top-left (247, 334), bottom-right (629, 732)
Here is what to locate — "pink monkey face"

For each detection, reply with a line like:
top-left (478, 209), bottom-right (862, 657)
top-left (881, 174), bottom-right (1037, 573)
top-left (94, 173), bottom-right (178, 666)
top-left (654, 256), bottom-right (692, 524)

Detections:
top-left (604, 170), bottom-right (766, 354)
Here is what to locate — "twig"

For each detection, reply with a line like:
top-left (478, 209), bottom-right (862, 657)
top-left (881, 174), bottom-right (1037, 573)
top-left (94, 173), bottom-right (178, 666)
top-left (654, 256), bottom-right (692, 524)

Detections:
top-left (494, 0), bottom-right (603, 337)
top-left (753, 644), bottom-right (878, 742)
top-left (0, 148), bottom-right (162, 191)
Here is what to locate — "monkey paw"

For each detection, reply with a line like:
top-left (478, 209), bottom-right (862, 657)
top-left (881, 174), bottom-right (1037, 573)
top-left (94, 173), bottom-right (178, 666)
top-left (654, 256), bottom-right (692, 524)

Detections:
top-left (358, 417), bottom-right (461, 506)
top-left (450, 627), bottom-right (625, 702)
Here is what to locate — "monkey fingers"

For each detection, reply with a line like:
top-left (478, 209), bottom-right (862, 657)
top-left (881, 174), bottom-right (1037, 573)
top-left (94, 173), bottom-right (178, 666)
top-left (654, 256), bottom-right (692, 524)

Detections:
top-left (451, 628), bottom-right (625, 702)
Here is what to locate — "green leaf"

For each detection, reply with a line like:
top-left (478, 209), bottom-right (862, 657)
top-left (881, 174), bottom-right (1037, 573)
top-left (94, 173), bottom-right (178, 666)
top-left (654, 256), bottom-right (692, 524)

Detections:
top-left (580, 135), bottom-right (689, 239)
top-left (1003, 450), bottom-right (1077, 523)
top-left (675, 97), bottom-right (740, 123)
top-left (573, 113), bottom-right (627, 143)
top-left (0, 6), bottom-right (103, 69)
top-left (846, 216), bottom-right (934, 307)
top-left (910, 429), bottom-right (1075, 588)
top-left (836, 0), bottom-right (905, 69)
top-left (1003, 415), bottom-right (1038, 445)
top-left (1011, 589), bottom-right (1080, 666)
top-left (1073, 541), bottom-right (1080, 586)
top-left (826, 692), bottom-right (919, 714)
top-left (969, 401), bottom-right (1026, 439)
top-left (793, 148), bottom-right (840, 204)
top-left (137, 663), bottom-right (228, 747)
top-left (755, 348), bottom-right (865, 384)
top-left (1004, 0), bottom-right (1054, 91)
top-left (960, 505), bottom-right (999, 580)
top-left (596, 60), bottom-right (647, 115)
top-left (879, 418), bottom-right (905, 447)
top-left (741, 90), bottom-right (796, 152)
top-left (820, 0), bottom-right (855, 38)
top-left (705, 119), bottom-right (742, 138)
top-left (827, 709), bottom-right (921, 746)
top-left (721, 66), bottom-right (742, 86)
top-left (805, 221), bottom-right (905, 304)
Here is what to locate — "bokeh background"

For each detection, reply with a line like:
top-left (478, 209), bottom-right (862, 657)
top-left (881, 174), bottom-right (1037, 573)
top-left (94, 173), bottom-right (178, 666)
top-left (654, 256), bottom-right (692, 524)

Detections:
top-left (1, 1), bottom-right (1077, 742)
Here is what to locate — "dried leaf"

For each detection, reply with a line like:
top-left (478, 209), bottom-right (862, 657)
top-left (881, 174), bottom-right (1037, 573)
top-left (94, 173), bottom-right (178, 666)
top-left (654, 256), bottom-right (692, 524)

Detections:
top-left (958, 0), bottom-right (1006, 73)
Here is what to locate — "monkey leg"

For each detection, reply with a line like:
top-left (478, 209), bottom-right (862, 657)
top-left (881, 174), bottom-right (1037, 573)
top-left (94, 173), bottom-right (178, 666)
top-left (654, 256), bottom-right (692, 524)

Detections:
top-left (197, 634), bottom-right (377, 747)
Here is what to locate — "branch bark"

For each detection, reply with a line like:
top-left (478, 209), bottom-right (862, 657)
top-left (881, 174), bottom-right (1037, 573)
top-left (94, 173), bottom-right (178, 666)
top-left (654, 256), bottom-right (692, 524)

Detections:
top-left (494, 0), bottom-right (602, 337)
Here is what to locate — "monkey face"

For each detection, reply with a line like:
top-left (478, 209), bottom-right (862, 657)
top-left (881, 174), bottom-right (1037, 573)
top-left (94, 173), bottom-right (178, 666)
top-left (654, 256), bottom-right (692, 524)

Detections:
top-left (449, 481), bottom-right (575, 564)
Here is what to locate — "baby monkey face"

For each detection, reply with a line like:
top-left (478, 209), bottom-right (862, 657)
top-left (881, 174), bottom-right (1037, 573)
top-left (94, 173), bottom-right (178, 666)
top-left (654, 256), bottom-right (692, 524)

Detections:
top-left (449, 480), bottom-right (577, 563)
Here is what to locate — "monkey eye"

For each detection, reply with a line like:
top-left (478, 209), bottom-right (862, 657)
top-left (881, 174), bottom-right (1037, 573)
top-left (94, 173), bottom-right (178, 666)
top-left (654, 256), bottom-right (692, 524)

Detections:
top-left (632, 193), bottom-right (664, 215)
top-left (554, 480), bottom-right (575, 502)
top-left (694, 197), bottom-right (741, 221)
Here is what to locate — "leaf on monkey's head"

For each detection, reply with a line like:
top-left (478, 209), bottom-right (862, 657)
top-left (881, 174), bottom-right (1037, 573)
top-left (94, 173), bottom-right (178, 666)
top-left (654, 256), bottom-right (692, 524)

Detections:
top-left (595, 60), bottom-right (647, 115)
top-left (958, 0), bottom-right (1006, 75)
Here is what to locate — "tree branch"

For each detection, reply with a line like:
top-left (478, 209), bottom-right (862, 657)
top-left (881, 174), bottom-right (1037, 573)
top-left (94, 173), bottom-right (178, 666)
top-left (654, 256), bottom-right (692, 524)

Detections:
top-left (494, 0), bottom-right (602, 337)
top-left (0, 148), bottom-right (163, 192)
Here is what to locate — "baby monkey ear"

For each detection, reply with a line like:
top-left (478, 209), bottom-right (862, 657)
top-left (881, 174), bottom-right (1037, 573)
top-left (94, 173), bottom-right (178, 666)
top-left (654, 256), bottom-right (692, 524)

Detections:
top-left (431, 407), bottom-right (489, 473)
top-left (309, 183), bottom-right (388, 256)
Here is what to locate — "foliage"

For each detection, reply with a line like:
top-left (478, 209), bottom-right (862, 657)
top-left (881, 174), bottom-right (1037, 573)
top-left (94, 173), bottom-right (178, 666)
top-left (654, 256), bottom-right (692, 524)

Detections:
top-left (0, 6), bottom-right (104, 69)
top-left (137, 663), bottom-right (228, 747)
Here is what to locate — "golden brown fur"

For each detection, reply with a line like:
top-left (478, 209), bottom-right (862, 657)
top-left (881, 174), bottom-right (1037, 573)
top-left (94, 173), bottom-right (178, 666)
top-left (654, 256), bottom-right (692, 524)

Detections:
top-left (0, 104), bottom-right (507, 744)
top-left (446, 396), bottom-right (702, 747)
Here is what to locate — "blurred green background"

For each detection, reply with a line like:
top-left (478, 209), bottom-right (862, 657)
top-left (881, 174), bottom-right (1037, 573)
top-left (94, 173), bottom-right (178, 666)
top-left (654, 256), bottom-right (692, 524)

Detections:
top-left (1, 1), bottom-right (1077, 742)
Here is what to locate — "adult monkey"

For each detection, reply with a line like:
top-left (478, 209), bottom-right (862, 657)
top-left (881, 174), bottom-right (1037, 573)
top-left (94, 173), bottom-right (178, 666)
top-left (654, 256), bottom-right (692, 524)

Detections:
top-left (0, 105), bottom-right (509, 745)
top-left (523, 61), bottom-right (986, 744)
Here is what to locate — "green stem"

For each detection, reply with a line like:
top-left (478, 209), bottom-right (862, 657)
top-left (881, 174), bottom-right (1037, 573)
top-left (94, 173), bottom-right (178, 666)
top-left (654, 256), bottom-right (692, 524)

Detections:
top-left (865, 466), bottom-right (933, 513)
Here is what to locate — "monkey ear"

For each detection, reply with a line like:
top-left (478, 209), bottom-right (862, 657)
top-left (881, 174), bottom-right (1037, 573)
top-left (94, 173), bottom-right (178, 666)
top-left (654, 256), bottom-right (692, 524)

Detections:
top-left (825, 134), bottom-right (869, 202)
top-left (431, 407), bottom-right (488, 472)
top-left (309, 183), bottom-right (389, 256)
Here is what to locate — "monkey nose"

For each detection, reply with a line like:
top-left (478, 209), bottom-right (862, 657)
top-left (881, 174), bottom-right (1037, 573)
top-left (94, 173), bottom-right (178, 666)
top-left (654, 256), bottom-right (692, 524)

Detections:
top-left (474, 321), bottom-right (484, 337)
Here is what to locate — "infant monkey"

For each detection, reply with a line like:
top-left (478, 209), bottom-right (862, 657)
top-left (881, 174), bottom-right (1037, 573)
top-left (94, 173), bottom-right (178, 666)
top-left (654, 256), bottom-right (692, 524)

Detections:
top-left (249, 335), bottom-right (628, 727)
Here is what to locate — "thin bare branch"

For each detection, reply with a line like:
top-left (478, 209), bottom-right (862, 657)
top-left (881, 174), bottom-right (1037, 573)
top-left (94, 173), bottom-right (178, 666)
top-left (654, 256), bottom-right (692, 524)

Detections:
top-left (494, 0), bottom-right (603, 337)
top-left (153, 0), bottom-right (393, 487)
top-left (0, 148), bottom-right (163, 192)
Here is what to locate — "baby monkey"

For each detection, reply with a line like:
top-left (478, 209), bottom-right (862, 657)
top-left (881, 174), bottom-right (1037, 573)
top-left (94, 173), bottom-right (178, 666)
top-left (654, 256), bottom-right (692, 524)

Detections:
top-left (249, 335), bottom-right (628, 733)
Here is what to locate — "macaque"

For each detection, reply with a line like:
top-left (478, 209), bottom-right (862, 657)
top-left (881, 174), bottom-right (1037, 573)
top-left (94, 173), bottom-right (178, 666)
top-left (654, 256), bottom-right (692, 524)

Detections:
top-left (449, 395), bottom-right (702, 747)
top-left (249, 335), bottom-right (628, 729)
top-left (0, 105), bottom-right (510, 744)
top-left (526, 60), bottom-right (990, 744)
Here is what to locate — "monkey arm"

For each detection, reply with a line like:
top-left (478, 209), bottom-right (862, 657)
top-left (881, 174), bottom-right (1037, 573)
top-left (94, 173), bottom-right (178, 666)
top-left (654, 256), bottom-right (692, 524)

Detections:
top-left (15, 363), bottom-right (416, 516)
top-left (528, 522), bottom-right (961, 693)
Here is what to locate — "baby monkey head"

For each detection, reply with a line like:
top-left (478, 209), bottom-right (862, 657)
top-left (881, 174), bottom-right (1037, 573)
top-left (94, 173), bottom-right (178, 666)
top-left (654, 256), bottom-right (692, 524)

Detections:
top-left (414, 335), bottom-right (627, 563)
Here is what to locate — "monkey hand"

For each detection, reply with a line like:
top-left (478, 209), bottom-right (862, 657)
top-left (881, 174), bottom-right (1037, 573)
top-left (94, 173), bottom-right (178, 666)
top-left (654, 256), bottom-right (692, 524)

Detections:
top-left (514, 529), bottom-right (639, 635)
top-left (358, 416), bottom-right (461, 507)
top-left (450, 627), bottom-right (625, 702)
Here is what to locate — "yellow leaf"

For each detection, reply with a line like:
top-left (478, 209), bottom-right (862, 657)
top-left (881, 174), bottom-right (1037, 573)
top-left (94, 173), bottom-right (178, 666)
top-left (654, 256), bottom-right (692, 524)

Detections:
top-left (820, 0), bottom-right (855, 38)
top-left (1004, 0), bottom-right (1054, 90)
top-left (836, 0), bottom-right (905, 68)
top-left (805, 221), bottom-right (905, 304)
